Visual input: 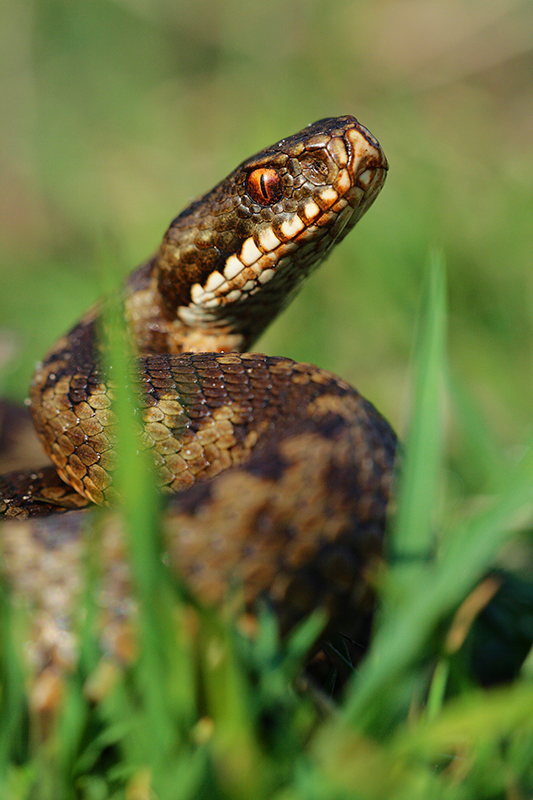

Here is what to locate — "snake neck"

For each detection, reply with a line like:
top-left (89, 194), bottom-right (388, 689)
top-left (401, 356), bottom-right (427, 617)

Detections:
top-left (123, 258), bottom-right (249, 355)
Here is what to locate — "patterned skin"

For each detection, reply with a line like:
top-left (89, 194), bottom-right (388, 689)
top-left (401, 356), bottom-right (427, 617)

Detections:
top-left (0, 116), bottom-right (396, 696)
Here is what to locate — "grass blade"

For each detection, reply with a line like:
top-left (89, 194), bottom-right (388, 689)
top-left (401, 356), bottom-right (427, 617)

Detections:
top-left (390, 248), bottom-right (447, 567)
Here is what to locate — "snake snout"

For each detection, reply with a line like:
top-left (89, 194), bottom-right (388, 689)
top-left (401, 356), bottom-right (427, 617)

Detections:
top-left (346, 123), bottom-right (387, 175)
top-left (340, 122), bottom-right (388, 212)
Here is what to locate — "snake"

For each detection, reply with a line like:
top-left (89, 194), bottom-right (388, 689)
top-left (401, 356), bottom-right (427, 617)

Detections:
top-left (0, 115), bottom-right (396, 696)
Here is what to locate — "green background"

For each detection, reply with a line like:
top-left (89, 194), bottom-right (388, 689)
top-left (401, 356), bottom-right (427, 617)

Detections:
top-left (1, 0), bottom-right (532, 464)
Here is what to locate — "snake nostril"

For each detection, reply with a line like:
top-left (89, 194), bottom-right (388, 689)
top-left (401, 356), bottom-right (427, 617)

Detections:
top-left (300, 153), bottom-right (334, 186)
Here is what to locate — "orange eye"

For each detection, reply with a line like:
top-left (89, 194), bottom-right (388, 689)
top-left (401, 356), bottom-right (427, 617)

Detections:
top-left (246, 168), bottom-right (283, 205)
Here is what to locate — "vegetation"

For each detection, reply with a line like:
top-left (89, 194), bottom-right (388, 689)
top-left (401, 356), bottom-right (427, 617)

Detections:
top-left (1, 2), bottom-right (533, 797)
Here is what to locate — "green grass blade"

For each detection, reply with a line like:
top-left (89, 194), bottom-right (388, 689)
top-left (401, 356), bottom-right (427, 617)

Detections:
top-left (335, 251), bottom-right (447, 728)
top-left (390, 248), bottom-right (447, 567)
top-left (448, 377), bottom-right (506, 494)
top-left (0, 585), bottom-right (27, 789)
top-left (392, 682), bottom-right (533, 761)
top-left (98, 240), bottom-right (198, 783)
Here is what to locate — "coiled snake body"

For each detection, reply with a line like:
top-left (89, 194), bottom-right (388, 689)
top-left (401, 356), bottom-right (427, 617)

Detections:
top-left (0, 116), bottom-right (396, 689)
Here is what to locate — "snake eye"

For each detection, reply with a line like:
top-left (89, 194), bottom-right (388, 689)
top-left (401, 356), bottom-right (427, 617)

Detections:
top-left (246, 168), bottom-right (283, 205)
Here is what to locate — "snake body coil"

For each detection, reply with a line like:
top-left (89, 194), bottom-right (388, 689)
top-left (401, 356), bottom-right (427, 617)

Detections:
top-left (0, 116), bottom-right (396, 683)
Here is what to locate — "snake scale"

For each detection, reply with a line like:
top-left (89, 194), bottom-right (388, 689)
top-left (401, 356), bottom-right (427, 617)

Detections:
top-left (0, 116), bottom-right (396, 700)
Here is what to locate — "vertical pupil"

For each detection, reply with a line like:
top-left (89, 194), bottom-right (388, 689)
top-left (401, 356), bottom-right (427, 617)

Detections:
top-left (260, 172), bottom-right (268, 199)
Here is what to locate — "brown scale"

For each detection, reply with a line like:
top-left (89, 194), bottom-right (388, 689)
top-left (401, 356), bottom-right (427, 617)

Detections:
top-left (0, 116), bottom-right (396, 701)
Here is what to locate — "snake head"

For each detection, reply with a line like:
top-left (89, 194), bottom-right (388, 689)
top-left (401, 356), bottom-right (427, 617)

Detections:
top-left (156, 115), bottom-right (388, 350)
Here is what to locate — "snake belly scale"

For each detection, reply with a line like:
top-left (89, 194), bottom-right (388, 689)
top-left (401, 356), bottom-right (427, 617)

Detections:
top-left (0, 116), bottom-right (396, 682)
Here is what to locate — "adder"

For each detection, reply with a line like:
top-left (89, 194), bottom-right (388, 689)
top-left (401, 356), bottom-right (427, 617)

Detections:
top-left (0, 115), bottom-right (396, 690)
